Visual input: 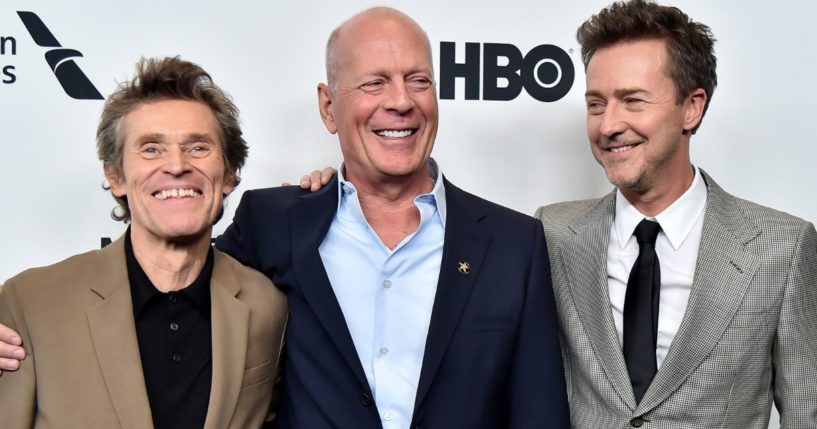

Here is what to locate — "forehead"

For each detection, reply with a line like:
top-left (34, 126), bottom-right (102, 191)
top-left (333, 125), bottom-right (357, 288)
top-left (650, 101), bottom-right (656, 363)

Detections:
top-left (121, 99), bottom-right (220, 143)
top-left (335, 16), bottom-right (432, 77)
top-left (586, 39), bottom-right (671, 91)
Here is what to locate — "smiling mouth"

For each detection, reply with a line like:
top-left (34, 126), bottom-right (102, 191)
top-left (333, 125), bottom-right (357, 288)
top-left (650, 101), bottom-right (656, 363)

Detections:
top-left (607, 143), bottom-right (640, 153)
top-left (375, 128), bottom-right (417, 139)
top-left (153, 188), bottom-right (202, 200)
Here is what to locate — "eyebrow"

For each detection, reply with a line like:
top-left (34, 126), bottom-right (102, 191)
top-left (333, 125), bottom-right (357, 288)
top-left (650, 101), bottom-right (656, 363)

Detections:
top-left (183, 133), bottom-right (216, 144)
top-left (134, 132), bottom-right (216, 144)
top-left (585, 88), bottom-right (648, 99)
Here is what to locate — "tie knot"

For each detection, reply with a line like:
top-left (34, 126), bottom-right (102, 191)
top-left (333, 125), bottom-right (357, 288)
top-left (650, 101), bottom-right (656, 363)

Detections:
top-left (634, 219), bottom-right (661, 245)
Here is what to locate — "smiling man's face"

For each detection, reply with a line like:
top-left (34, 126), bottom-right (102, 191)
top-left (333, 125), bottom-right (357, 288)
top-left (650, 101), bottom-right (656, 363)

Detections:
top-left (106, 99), bottom-right (234, 245)
top-left (318, 11), bottom-right (438, 186)
top-left (585, 38), bottom-right (700, 195)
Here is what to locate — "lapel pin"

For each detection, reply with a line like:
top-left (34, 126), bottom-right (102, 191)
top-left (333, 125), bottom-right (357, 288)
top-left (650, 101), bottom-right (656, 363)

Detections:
top-left (458, 261), bottom-right (471, 275)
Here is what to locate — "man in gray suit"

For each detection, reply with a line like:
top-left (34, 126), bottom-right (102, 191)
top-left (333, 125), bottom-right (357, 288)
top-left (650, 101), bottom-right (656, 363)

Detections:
top-left (536, 1), bottom-right (817, 428)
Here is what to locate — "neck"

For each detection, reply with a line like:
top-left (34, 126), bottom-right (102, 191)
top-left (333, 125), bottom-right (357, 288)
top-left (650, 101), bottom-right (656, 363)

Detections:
top-left (621, 163), bottom-right (695, 217)
top-left (346, 169), bottom-right (435, 249)
top-left (130, 227), bottom-right (212, 293)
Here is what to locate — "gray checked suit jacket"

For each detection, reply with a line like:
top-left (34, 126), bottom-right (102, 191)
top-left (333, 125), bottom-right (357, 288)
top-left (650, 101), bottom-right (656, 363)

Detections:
top-left (535, 170), bottom-right (817, 429)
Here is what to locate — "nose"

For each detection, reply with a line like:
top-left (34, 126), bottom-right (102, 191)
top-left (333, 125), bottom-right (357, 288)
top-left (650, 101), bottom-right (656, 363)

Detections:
top-left (382, 79), bottom-right (414, 114)
top-left (163, 146), bottom-right (191, 176)
top-left (598, 103), bottom-right (627, 138)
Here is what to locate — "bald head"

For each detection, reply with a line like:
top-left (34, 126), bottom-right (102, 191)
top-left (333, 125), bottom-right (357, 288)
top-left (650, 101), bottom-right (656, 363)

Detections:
top-left (325, 7), bottom-right (433, 89)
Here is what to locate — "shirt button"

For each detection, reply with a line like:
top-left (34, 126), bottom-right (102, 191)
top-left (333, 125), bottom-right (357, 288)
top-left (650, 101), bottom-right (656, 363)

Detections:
top-left (383, 412), bottom-right (393, 421)
top-left (169, 294), bottom-right (178, 304)
top-left (359, 393), bottom-right (372, 407)
top-left (380, 347), bottom-right (389, 356)
top-left (169, 322), bottom-right (179, 331)
top-left (171, 353), bottom-right (181, 363)
top-left (383, 280), bottom-right (392, 289)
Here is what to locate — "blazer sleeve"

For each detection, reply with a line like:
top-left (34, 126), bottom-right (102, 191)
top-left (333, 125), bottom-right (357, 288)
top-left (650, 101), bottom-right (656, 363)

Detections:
top-left (773, 222), bottom-right (817, 428)
top-left (507, 220), bottom-right (570, 428)
top-left (0, 279), bottom-right (36, 428)
top-left (216, 190), bottom-right (261, 270)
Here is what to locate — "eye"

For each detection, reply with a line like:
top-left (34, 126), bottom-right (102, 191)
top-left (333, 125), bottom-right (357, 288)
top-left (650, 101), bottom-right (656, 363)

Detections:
top-left (189, 143), bottom-right (211, 158)
top-left (586, 100), bottom-right (605, 115)
top-left (407, 76), bottom-right (433, 91)
top-left (139, 143), bottom-right (161, 159)
top-left (360, 80), bottom-right (386, 93)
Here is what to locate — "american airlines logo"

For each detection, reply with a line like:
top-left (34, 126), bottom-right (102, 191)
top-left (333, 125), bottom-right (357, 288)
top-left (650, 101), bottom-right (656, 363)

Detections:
top-left (16, 11), bottom-right (103, 100)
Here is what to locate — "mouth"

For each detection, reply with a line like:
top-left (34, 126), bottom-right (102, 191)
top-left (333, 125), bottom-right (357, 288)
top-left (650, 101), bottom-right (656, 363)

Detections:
top-left (605, 143), bottom-right (640, 153)
top-left (374, 128), bottom-right (417, 139)
top-left (153, 188), bottom-right (203, 200)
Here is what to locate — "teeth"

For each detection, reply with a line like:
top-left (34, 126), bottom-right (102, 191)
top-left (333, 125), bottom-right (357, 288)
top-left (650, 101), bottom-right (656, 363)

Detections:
top-left (610, 144), bottom-right (636, 153)
top-left (376, 129), bottom-right (413, 138)
top-left (154, 188), bottom-right (202, 200)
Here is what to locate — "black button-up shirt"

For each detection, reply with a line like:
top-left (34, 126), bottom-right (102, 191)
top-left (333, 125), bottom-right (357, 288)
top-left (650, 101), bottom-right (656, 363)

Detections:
top-left (126, 230), bottom-right (213, 429)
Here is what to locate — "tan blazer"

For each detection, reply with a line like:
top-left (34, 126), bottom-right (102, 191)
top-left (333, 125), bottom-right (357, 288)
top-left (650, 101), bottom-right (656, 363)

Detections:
top-left (0, 236), bottom-right (288, 429)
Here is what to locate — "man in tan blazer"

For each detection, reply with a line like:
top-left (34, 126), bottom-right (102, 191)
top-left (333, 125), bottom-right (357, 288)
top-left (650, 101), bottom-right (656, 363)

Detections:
top-left (0, 57), bottom-right (287, 428)
top-left (536, 1), bottom-right (817, 428)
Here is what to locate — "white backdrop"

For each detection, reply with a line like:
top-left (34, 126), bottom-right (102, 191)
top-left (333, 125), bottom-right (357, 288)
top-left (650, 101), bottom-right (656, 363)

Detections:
top-left (1, 2), bottom-right (814, 426)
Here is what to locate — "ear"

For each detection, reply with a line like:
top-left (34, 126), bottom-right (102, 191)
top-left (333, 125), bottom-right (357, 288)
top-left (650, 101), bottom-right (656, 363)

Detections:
top-left (317, 83), bottom-right (338, 134)
top-left (104, 163), bottom-right (127, 197)
top-left (222, 171), bottom-right (237, 196)
top-left (683, 88), bottom-right (707, 132)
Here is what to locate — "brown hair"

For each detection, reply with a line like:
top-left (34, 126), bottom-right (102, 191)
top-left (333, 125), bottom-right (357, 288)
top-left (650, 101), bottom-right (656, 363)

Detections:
top-left (577, 0), bottom-right (717, 133)
top-left (97, 56), bottom-right (247, 222)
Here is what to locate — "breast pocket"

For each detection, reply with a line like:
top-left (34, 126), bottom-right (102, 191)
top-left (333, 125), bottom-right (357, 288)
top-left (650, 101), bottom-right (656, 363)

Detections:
top-left (241, 360), bottom-right (273, 389)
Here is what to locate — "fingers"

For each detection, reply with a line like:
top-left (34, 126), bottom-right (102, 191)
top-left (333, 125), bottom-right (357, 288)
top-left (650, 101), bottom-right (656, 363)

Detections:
top-left (0, 357), bottom-right (22, 373)
top-left (281, 181), bottom-right (292, 187)
top-left (320, 167), bottom-right (337, 185)
top-left (296, 167), bottom-right (337, 191)
top-left (0, 341), bottom-right (26, 371)
top-left (0, 324), bottom-right (22, 347)
top-left (298, 170), bottom-right (324, 191)
top-left (0, 324), bottom-right (26, 370)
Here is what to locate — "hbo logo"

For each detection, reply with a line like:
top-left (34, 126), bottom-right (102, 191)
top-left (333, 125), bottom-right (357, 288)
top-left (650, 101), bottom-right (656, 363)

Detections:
top-left (439, 42), bottom-right (574, 102)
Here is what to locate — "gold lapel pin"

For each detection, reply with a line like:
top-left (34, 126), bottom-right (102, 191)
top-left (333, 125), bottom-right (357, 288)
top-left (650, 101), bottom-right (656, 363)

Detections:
top-left (458, 261), bottom-right (471, 275)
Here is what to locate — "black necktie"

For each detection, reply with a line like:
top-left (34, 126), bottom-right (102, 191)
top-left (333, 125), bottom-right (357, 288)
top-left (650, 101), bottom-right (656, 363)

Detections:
top-left (623, 219), bottom-right (661, 403)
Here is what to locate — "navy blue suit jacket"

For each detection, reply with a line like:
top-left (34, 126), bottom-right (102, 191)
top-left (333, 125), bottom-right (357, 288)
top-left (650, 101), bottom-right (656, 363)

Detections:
top-left (215, 177), bottom-right (568, 428)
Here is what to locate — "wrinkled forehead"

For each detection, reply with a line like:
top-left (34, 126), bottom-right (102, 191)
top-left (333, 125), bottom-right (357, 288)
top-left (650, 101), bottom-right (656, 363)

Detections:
top-left (335, 16), bottom-right (434, 74)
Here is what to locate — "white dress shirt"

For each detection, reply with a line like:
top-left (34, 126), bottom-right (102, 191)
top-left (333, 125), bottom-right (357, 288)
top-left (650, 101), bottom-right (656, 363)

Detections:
top-left (608, 167), bottom-right (707, 368)
top-left (319, 160), bottom-right (447, 429)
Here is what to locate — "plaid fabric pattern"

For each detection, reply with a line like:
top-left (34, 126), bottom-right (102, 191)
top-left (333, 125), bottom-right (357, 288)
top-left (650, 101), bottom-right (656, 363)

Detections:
top-left (535, 171), bottom-right (817, 429)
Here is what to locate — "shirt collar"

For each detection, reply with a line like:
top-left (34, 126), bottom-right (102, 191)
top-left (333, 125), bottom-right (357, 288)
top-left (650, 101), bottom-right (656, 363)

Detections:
top-left (125, 228), bottom-right (213, 320)
top-left (335, 158), bottom-right (447, 227)
top-left (613, 166), bottom-right (708, 250)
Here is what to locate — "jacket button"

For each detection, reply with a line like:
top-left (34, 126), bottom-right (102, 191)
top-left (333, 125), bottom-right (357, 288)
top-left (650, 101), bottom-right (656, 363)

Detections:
top-left (630, 417), bottom-right (645, 427)
top-left (359, 393), bottom-right (372, 407)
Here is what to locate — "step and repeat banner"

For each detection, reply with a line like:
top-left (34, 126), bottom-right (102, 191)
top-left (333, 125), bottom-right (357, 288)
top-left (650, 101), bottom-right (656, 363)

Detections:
top-left (2, 1), bottom-right (814, 426)
top-left (1, 1), bottom-right (814, 282)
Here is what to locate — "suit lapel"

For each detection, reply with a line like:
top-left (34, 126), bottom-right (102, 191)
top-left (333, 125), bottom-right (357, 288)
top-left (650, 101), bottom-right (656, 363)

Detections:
top-left (414, 180), bottom-right (490, 410)
top-left (560, 192), bottom-right (639, 409)
top-left (637, 172), bottom-right (760, 412)
top-left (289, 178), bottom-right (372, 391)
top-left (204, 251), bottom-right (250, 429)
top-left (85, 237), bottom-right (155, 429)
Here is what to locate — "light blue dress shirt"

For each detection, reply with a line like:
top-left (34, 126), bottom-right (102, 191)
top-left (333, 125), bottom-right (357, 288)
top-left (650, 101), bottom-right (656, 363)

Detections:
top-left (318, 159), bottom-right (447, 429)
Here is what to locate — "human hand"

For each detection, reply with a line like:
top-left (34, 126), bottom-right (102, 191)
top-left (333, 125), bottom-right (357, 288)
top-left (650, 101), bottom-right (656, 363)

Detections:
top-left (281, 167), bottom-right (337, 192)
top-left (0, 323), bottom-right (25, 375)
